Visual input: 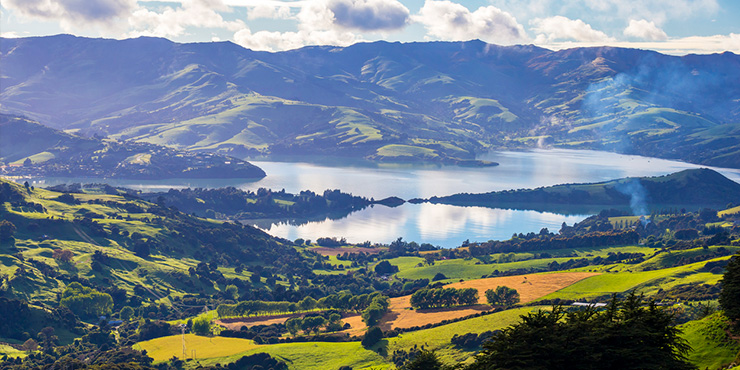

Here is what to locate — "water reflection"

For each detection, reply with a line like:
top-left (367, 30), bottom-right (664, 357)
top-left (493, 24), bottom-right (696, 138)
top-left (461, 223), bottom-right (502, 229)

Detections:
top-left (248, 203), bottom-right (589, 248)
top-left (27, 149), bottom-right (740, 247)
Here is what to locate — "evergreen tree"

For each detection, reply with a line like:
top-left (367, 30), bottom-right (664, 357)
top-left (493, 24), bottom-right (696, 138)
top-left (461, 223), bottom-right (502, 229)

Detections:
top-left (401, 350), bottom-right (448, 370)
top-left (467, 293), bottom-right (694, 370)
top-left (720, 254), bottom-right (740, 328)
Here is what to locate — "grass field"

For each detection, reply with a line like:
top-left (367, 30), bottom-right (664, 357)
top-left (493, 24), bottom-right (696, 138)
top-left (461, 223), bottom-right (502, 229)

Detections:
top-left (0, 344), bottom-right (27, 359)
top-left (133, 334), bottom-right (261, 362)
top-left (223, 342), bottom-right (389, 370)
top-left (136, 336), bottom-right (389, 370)
top-left (390, 245), bottom-right (659, 282)
top-left (679, 313), bottom-right (740, 370)
top-left (387, 306), bottom-right (542, 365)
top-left (542, 257), bottom-right (729, 300)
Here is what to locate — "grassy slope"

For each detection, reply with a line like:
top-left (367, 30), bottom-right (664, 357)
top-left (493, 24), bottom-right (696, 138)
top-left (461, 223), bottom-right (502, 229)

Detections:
top-left (386, 306), bottom-right (540, 365)
top-left (133, 334), bottom-right (261, 363)
top-left (136, 335), bottom-right (390, 370)
top-left (679, 313), bottom-right (740, 370)
top-left (0, 179), bottom-right (276, 305)
top-left (391, 245), bottom-right (659, 282)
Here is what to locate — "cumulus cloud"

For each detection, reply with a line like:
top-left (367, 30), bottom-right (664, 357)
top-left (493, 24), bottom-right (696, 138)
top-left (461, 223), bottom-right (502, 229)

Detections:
top-left (328, 0), bottom-right (409, 31)
top-left (623, 19), bottom-right (668, 41)
top-left (3, 0), bottom-right (135, 31)
top-left (413, 0), bottom-right (528, 44)
top-left (531, 15), bottom-right (614, 43)
top-left (234, 0), bottom-right (408, 51)
top-left (128, 0), bottom-right (244, 38)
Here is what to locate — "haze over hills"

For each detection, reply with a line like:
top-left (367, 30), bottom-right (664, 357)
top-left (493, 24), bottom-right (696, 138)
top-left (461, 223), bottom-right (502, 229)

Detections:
top-left (1, 35), bottom-right (740, 167)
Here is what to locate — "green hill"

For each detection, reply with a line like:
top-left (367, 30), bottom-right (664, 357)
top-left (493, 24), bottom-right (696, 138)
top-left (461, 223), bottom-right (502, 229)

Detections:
top-left (0, 114), bottom-right (265, 179)
top-left (424, 168), bottom-right (740, 210)
top-left (0, 177), bottom-right (306, 308)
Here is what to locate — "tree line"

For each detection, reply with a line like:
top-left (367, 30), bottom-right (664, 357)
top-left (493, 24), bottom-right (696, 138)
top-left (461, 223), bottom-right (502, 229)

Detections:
top-left (410, 287), bottom-right (478, 309)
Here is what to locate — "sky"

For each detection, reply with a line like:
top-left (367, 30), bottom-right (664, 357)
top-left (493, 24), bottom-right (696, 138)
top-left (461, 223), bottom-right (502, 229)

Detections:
top-left (1, 0), bottom-right (739, 54)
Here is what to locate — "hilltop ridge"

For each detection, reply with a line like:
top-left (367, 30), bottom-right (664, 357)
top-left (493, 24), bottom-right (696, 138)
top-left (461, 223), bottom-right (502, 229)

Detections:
top-left (2, 35), bottom-right (739, 167)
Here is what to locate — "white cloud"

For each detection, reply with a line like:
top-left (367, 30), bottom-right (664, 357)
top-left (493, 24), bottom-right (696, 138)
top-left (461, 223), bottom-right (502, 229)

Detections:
top-left (234, 0), bottom-right (408, 51)
top-left (233, 27), bottom-right (358, 51)
top-left (1, 31), bottom-right (23, 38)
top-left (623, 19), bottom-right (667, 41)
top-left (413, 0), bottom-right (528, 44)
top-left (128, 0), bottom-right (244, 38)
top-left (3, 0), bottom-right (135, 32)
top-left (535, 33), bottom-right (740, 55)
top-left (247, 3), bottom-right (292, 20)
top-left (531, 15), bottom-right (613, 43)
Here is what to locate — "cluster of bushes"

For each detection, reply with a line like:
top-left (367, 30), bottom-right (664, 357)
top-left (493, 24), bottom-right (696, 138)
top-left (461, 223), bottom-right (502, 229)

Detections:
top-left (362, 294), bottom-right (390, 326)
top-left (410, 287), bottom-right (478, 309)
top-left (286, 311), bottom-right (345, 335)
top-left (220, 323), bottom-right (286, 341)
top-left (467, 229), bottom-right (640, 255)
top-left (451, 330), bottom-right (498, 348)
top-left (59, 282), bottom-right (113, 318)
top-left (216, 300), bottom-right (299, 318)
top-left (653, 283), bottom-right (722, 302)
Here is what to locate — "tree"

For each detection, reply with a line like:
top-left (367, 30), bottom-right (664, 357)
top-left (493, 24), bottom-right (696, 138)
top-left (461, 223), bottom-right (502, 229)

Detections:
top-left (466, 293), bottom-right (695, 370)
top-left (285, 317), bottom-right (302, 336)
top-left (485, 286), bottom-right (520, 307)
top-left (60, 282), bottom-right (113, 318)
top-left (432, 273), bottom-right (447, 281)
top-left (374, 260), bottom-right (399, 275)
top-left (720, 254), bottom-right (740, 328)
top-left (362, 295), bottom-right (390, 326)
top-left (119, 306), bottom-right (135, 321)
top-left (361, 326), bottom-right (383, 348)
top-left (225, 285), bottom-right (239, 300)
top-left (0, 220), bottom-right (16, 241)
top-left (300, 316), bottom-right (327, 334)
top-left (191, 316), bottom-right (211, 336)
top-left (401, 350), bottom-right (447, 370)
top-left (298, 296), bottom-right (317, 311)
top-left (52, 249), bottom-right (74, 263)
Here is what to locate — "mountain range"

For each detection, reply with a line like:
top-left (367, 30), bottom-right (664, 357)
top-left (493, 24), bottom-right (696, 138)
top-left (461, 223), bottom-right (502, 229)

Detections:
top-left (1, 35), bottom-right (739, 167)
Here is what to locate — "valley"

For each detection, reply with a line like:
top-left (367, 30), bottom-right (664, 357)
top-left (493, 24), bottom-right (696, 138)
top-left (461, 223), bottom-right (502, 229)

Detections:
top-left (1, 164), bottom-right (739, 369)
top-left (2, 33), bottom-right (740, 370)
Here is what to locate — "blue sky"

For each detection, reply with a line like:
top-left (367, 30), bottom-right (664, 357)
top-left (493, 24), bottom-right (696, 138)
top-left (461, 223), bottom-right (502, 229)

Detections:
top-left (2, 0), bottom-right (739, 54)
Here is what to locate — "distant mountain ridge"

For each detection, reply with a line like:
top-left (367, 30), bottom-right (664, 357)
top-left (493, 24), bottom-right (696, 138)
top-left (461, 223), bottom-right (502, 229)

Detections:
top-left (0, 114), bottom-right (265, 179)
top-left (1, 35), bottom-right (739, 167)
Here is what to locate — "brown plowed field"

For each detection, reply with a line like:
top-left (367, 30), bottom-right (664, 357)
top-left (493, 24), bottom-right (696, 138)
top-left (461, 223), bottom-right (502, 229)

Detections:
top-left (342, 271), bottom-right (599, 335)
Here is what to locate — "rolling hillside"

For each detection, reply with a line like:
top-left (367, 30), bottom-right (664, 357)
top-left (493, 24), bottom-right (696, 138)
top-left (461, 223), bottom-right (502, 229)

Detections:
top-left (0, 114), bottom-right (265, 179)
top-left (423, 168), bottom-right (740, 210)
top-left (2, 35), bottom-right (739, 166)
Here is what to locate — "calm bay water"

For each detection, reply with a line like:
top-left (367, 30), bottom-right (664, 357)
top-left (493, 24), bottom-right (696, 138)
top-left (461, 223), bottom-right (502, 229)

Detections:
top-left (30, 149), bottom-right (740, 247)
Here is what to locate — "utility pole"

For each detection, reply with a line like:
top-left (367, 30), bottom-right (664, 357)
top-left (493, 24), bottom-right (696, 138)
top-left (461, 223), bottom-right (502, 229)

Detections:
top-left (179, 323), bottom-right (187, 359)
